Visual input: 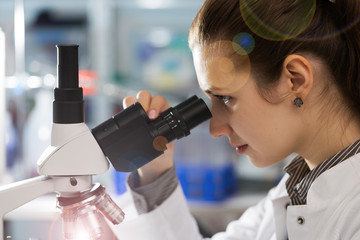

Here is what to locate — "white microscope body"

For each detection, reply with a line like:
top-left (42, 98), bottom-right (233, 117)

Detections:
top-left (0, 45), bottom-right (121, 240)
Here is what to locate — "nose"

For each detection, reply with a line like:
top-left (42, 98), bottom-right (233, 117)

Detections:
top-left (209, 111), bottom-right (232, 138)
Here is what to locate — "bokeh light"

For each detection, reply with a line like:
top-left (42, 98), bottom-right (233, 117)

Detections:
top-left (232, 32), bottom-right (255, 55)
top-left (153, 136), bottom-right (168, 151)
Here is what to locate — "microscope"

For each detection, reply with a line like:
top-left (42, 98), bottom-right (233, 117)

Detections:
top-left (0, 45), bottom-right (212, 239)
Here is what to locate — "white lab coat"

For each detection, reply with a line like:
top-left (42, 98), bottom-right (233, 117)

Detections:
top-left (111, 153), bottom-right (360, 240)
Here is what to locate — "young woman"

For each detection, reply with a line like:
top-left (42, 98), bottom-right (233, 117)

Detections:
top-left (113, 0), bottom-right (360, 239)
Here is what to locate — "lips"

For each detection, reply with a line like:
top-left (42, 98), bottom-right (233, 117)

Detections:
top-left (230, 143), bottom-right (248, 155)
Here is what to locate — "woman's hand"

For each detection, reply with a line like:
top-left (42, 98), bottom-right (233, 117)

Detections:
top-left (123, 90), bottom-right (175, 186)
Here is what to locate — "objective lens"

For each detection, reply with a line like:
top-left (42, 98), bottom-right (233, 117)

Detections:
top-left (57, 184), bottom-right (125, 240)
top-left (61, 210), bottom-right (77, 239)
top-left (95, 192), bottom-right (125, 224)
top-left (78, 206), bottom-right (104, 239)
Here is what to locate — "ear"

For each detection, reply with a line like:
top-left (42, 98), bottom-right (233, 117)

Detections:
top-left (281, 54), bottom-right (314, 102)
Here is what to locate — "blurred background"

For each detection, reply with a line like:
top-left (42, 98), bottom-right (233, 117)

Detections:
top-left (0, 0), bottom-right (288, 238)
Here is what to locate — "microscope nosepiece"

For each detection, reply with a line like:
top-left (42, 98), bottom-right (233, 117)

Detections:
top-left (57, 183), bottom-right (124, 239)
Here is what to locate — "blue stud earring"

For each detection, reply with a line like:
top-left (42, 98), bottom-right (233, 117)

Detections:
top-left (293, 97), bottom-right (303, 108)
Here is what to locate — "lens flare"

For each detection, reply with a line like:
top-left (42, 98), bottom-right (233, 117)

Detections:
top-left (299, 14), bottom-right (360, 41)
top-left (239, 0), bottom-right (316, 41)
top-left (239, 0), bottom-right (360, 42)
top-left (203, 40), bottom-right (251, 92)
top-left (217, 57), bottom-right (234, 73)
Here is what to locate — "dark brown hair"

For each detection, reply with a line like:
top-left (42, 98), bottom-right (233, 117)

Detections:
top-left (189, 0), bottom-right (360, 115)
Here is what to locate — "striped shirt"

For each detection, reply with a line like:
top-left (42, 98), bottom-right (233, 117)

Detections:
top-left (284, 139), bottom-right (360, 205)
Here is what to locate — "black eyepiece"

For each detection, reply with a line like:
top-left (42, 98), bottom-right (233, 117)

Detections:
top-left (53, 45), bottom-right (84, 124)
top-left (57, 44), bottom-right (79, 88)
top-left (175, 97), bottom-right (211, 130)
top-left (92, 95), bottom-right (212, 172)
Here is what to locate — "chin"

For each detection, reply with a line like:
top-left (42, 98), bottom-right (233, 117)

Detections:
top-left (248, 156), bottom-right (279, 168)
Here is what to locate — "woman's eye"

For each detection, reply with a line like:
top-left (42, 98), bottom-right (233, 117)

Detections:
top-left (223, 96), bottom-right (231, 104)
top-left (215, 95), bottom-right (231, 104)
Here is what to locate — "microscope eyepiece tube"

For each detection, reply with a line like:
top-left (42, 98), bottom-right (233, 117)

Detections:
top-left (92, 95), bottom-right (212, 172)
top-left (174, 97), bottom-right (213, 130)
top-left (57, 44), bottom-right (79, 88)
top-left (53, 44), bottom-right (84, 124)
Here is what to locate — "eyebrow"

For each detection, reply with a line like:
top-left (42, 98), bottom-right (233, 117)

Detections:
top-left (205, 89), bottom-right (224, 98)
top-left (205, 89), bottom-right (213, 94)
top-left (205, 89), bottom-right (216, 96)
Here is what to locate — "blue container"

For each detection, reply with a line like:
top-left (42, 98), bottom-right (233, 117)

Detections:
top-left (176, 162), bottom-right (236, 202)
top-left (114, 171), bottom-right (130, 195)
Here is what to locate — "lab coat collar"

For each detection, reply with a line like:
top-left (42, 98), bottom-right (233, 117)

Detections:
top-left (286, 153), bottom-right (360, 239)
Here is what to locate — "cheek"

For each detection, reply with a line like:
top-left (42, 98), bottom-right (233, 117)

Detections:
top-left (231, 100), bottom-right (267, 134)
top-left (233, 101), bottom-right (291, 151)
top-left (241, 116), bottom-right (295, 166)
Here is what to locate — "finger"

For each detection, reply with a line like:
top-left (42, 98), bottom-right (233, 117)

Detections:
top-left (122, 96), bottom-right (137, 108)
top-left (136, 90), bottom-right (152, 112)
top-left (148, 95), bottom-right (169, 120)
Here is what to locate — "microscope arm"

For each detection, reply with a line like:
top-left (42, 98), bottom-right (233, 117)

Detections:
top-left (0, 176), bottom-right (54, 239)
top-left (0, 174), bottom-right (94, 239)
top-left (0, 176), bottom-right (55, 216)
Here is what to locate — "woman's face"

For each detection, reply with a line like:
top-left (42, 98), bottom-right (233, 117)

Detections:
top-left (192, 43), bottom-right (302, 167)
